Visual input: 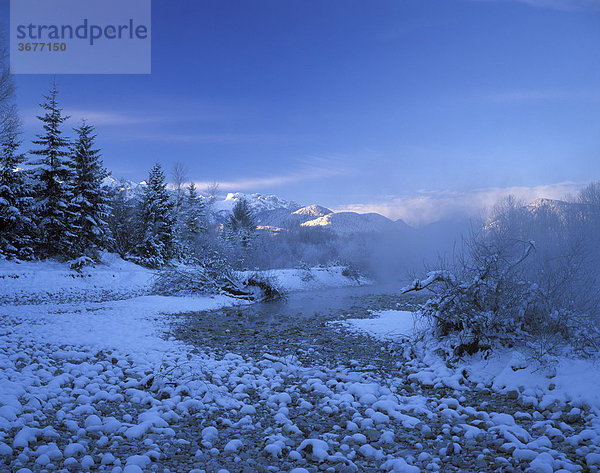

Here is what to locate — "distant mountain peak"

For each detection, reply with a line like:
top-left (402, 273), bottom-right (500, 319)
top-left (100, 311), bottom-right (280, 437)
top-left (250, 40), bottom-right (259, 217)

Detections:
top-left (211, 192), bottom-right (301, 227)
top-left (218, 192), bottom-right (300, 212)
top-left (527, 198), bottom-right (567, 209)
top-left (292, 204), bottom-right (333, 217)
top-left (301, 211), bottom-right (405, 235)
top-left (525, 198), bottom-right (591, 216)
top-left (102, 176), bottom-right (146, 199)
top-left (483, 197), bottom-right (597, 231)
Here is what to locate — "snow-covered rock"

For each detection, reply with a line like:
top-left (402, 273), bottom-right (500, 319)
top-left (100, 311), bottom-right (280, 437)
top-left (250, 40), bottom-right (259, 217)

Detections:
top-left (382, 457), bottom-right (420, 473)
top-left (297, 438), bottom-right (330, 462)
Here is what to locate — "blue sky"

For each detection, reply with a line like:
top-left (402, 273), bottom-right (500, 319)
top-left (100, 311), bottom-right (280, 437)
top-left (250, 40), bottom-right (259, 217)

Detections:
top-left (4, 0), bottom-right (600, 224)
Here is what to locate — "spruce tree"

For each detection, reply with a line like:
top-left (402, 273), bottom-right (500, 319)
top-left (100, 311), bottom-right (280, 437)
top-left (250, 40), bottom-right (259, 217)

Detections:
top-left (29, 83), bottom-right (74, 257)
top-left (179, 182), bottom-right (206, 248)
top-left (70, 122), bottom-right (110, 258)
top-left (106, 182), bottom-right (138, 258)
top-left (226, 198), bottom-right (256, 248)
top-left (0, 134), bottom-right (34, 259)
top-left (136, 163), bottom-right (176, 267)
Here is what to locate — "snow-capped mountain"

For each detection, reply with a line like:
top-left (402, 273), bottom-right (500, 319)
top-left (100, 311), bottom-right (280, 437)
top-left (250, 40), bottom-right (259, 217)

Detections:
top-left (287, 204), bottom-right (333, 225)
top-left (525, 198), bottom-right (593, 219)
top-left (102, 176), bottom-right (147, 199)
top-left (212, 192), bottom-right (301, 214)
top-left (301, 211), bottom-right (408, 235)
top-left (293, 204), bottom-right (333, 218)
top-left (211, 193), bottom-right (301, 226)
top-left (102, 177), bottom-right (414, 234)
top-left (483, 197), bottom-right (600, 233)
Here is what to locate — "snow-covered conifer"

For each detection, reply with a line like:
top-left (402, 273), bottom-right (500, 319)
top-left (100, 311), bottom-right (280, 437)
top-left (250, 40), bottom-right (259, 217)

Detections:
top-left (135, 163), bottom-right (176, 267)
top-left (70, 121), bottom-right (110, 258)
top-left (226, 198), bottom-right (256, 248)
top-left (106, 181), bottom-right (138, 258)
top-left (179, 182), bottom-right (206, 248)
top-left (0, 134), bottom-right (34, 259)
top-left (29, 83), bottom-right (74, 257)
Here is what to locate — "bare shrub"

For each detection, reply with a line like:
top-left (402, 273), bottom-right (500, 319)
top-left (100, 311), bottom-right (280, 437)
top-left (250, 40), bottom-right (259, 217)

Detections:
top-left (406, 195), bottom-right (600, 358)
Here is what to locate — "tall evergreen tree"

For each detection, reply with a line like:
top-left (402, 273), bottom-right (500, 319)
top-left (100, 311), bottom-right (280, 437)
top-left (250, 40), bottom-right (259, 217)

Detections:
top-left (106, 182), bottom-right (138, 258)
top-left (70, 121), bottom-right (110, 258)
top-left (136, 163), bottom-right (176, 267)
top-left (226, 198), bottom-right (256, 248)
top-left (0, 134), bottom-right (33, 259)
top-left (29, 83), bottom-right (74, 257)
top-left (179, 182), bottom-right (206, 247)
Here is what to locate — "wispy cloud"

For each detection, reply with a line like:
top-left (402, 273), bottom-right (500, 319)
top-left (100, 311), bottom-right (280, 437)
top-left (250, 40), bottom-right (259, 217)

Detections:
top-left (515, 0), bottom-right (600, 10)
top-left (191, 155), bottom-right (350, 192)
top-left (22, 97), bottom-right (240, 129)
top-left (22, 107), bottom-right (308, 144)
top-left (471, 0), bottom-right (600, 11)
top-left (483, 89), bottom-right (600, 103)
top-left (117, 132), bottom-right (286, 144)
top-left (335, 181), bottom-right (586, 227)
top-left (66, 110), bottom-right (159, 126)
top-left (22, 109), bottom-right (160, 127)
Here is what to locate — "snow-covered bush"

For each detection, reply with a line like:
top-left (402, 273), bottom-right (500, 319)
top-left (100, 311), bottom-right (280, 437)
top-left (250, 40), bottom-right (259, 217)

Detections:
top-left (404, 241), bottom-right (536, 356)
top-left (406, 195), bottom-right (600, 358)
top-left (68, 255), bottom-right (96, 271)
top-left (243, 272), bottom-right (283, 301)
top-left (341, 263), bottom-right (362, 281)
top-left (152, 252), bottom-right (252, 299)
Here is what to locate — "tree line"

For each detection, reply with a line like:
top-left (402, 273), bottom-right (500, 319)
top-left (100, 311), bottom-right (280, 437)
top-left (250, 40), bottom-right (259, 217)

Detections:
top-left (0, 83), bottom-right (257, 268)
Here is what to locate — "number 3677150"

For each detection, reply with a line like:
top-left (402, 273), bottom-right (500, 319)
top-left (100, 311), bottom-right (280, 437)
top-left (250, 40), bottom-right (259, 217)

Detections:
top-left (17, 43), bottom-right (67, 52)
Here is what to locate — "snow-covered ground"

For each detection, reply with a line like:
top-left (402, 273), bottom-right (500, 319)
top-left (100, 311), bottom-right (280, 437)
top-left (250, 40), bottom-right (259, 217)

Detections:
top-left (0, 264), bottom-right (390, 473)
top-left (0, 254), bottom-right (155, 305)
top-left (339, 310), bottom-right (421, 341)
top-left (1, 258), bottom-right (600, 473)
top-left (0, 264), bottom-right (244, 473)
top-left (0, 255), bottom-right (365, 305)
top-left (334, 309), bottom-right (600, 471)
top-left (340, 309), bottom-right (600, 413)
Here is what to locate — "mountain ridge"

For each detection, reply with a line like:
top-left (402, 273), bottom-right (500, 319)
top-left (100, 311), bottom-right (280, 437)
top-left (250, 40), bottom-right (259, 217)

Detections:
top-left (102, 178), bottom-right (412, 234)
top-left (104, 178), bottom-right (594, 235)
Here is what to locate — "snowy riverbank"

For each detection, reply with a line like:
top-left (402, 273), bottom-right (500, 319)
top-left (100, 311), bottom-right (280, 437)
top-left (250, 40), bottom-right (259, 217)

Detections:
top-left (1, 260), bottom-right (600, 473)
top-left (339, 309), bottom-right (600, 414)
top-left (0, 254), bottom-right (368, 305)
